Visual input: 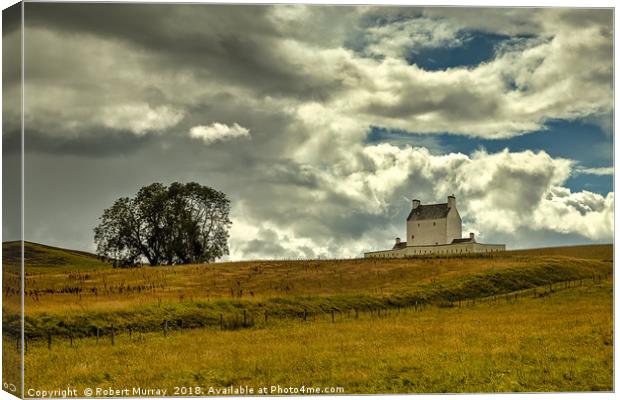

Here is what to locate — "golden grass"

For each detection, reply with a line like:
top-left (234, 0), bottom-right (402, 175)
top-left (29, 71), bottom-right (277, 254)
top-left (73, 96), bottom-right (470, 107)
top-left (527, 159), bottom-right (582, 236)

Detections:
top-left (506, 244), bottom-right (613, 260)
top-left (14, 247), bottom-right (611, 314)
top-left (19, 281), bottom-right (612, 394)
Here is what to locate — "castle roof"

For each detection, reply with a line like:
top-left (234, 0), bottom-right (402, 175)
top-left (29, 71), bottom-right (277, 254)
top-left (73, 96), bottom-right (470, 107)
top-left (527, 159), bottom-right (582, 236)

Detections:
top-left (392, 242), bottom-right (407, 250)
top-left (451, 238), bottom-right (474, 244)
top-left (406, 203), bottom-right (450, 221)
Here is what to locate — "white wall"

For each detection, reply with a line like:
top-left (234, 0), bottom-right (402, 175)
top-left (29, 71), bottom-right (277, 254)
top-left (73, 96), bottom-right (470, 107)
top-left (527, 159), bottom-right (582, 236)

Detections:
top-left (446, 207), bottom-right (462, 244)
top-left (407, 217), bottom-right (447, 246)
top-left (365, 243), bottom-right (506, 258)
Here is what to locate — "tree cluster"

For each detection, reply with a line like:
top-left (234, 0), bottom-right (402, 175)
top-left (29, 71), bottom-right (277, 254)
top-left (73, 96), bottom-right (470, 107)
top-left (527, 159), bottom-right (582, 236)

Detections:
top-left (94, 182), bottom-right (231, 267)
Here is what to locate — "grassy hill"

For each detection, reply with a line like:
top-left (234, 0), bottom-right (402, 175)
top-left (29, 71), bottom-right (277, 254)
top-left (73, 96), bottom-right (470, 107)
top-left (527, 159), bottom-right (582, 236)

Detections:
top-left (2, 241), bottom-right (110, 274)
top-left (3, 242), bottom-right (613, 338)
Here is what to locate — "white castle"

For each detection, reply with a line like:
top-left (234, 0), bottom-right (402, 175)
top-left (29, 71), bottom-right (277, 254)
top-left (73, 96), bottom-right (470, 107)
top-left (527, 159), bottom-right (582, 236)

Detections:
top-left (365, 195), bottom-right (505, 258)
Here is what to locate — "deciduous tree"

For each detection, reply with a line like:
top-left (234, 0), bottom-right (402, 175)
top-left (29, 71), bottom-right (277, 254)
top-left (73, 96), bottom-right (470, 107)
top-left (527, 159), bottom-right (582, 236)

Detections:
top-left (94, 182), bottom-right (231, 267)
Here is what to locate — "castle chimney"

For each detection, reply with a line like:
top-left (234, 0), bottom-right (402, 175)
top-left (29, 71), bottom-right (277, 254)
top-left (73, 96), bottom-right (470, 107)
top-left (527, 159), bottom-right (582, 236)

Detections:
top-left (395, 237), bottom-right (401, 245)
top-left (469, 232), bottom-right (475, 242)
top-left (447, 194), bottom-right (456, 209)
top-left (412, 199), bottom-right (420, 209)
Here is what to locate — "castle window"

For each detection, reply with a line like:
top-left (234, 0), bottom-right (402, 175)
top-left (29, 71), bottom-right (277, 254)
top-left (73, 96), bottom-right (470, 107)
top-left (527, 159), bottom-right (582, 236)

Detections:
top-left (433, 222), bottom-right (436, 226)
top-left (411, 235), bottom-right (414, 239)
top-left (418, 223), bottom-right (420, 227)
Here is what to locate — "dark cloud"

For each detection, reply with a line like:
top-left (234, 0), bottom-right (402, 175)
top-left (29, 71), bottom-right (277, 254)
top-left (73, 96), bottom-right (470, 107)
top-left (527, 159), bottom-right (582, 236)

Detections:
top-left (482, 227), bottom-right (611, 250)
top-left (25, 3), bottom-right (347, 101)
top-left (2, 128), bottom-right (153, 157)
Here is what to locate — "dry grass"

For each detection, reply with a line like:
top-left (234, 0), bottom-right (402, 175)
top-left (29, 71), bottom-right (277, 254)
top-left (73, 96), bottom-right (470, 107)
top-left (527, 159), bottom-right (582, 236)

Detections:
top-left (18, 281), bottom-right (612, 394)
top-left (9, 245), bottom-right (611, 314)
top-left (506, 244), bottom-right (613, 260)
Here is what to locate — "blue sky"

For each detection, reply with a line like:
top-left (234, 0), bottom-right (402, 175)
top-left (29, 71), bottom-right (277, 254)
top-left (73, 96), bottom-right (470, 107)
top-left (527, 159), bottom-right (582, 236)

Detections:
top-left (406, 31), bottom-right (514, 70)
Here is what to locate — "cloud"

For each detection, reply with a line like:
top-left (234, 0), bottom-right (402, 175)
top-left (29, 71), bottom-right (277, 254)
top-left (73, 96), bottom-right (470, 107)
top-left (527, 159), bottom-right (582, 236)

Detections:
top-left (575, 166), bottom-right (613, 176)
top-left (359, 15), bottom-right (464, 59)
top-left (23, 6), bottom-right (613, 142)
top-left (13, 5), bottom-right (613, 259)
top-left (98, 104), bottom-right (185, 135)
top-left (189, 123), bottom-right (250, 144)
top-left (220, 144), bottom-right (612, 259)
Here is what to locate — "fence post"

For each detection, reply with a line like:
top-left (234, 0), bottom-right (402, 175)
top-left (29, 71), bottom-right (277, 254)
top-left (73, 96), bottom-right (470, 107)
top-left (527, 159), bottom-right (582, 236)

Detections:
top-left (111, 325), bottom-right (115, 345)
top-left (331, 309), bottom-right (335, 323)
top-left (164, 320), bottom-right (169, 337)
top-left (303, 309), bottom-right (307, 322)
top-left (96, 327), bottom-right (100, 344)
top-left (220, 314), bottom-right (224, 330)
top-left (264, 311), bottom-right (268, 323)
top-left (355, 308), bottom-right (359, 319)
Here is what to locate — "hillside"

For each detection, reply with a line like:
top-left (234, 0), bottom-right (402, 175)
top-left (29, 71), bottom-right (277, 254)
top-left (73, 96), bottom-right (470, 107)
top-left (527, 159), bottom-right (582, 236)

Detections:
top-left (2, 241), bottom-right (110, 274)
top-left (507, 244), bottom-right (613, 260)
top-left (3, 242), bottom-right (613, 338)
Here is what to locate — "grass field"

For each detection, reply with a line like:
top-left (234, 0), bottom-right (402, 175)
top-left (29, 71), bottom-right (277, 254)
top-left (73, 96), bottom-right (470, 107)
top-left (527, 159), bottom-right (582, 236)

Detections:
top-left (2, 242), bottom-right (614, 395)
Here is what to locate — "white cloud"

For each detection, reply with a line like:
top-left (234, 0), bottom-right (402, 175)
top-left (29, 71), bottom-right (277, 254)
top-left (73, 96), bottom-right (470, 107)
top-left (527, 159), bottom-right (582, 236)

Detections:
top-left (575, 166), bottom-right (613, 176)
top-left (189, 123), bottom-right (251, 144)
top-left (532, 188), bottom-right (613, 241)
top-left (362, 16), bottom-right (463, 60)
top-left (266, 8), bottom-right (612, 139)
top-left (98, 104), bottom-right (185, 135)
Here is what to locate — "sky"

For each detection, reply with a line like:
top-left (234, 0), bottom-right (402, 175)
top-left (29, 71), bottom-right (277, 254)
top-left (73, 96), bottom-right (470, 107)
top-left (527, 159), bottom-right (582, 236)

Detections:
top-left (2, 4), bottom-right (614, 259)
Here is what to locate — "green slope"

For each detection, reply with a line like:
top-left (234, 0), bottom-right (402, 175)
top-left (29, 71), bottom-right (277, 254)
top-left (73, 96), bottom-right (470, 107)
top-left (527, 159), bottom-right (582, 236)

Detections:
top-left (2, 241), bottom-right (110, 274)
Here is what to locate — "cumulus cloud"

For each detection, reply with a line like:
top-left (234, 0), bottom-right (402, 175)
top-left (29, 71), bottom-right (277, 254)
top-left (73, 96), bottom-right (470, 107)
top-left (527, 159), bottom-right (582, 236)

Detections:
top-left (189, 123), bottom-right (250, 144)
top-left (349, 145), bottom-right (611, 243)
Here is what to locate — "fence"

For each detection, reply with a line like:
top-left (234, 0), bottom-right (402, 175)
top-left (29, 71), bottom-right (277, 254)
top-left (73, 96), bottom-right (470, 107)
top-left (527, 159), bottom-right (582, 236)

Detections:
top-left (10, 272), bottom-right (612, 351)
